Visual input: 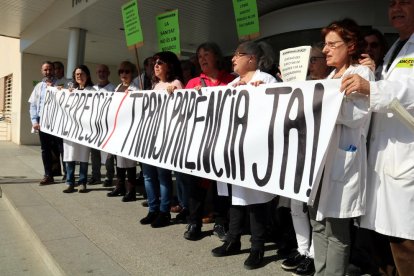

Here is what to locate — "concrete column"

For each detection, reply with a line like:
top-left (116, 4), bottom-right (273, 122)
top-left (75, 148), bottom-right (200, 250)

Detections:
top-left (66, 28), bottom-right (87, 79)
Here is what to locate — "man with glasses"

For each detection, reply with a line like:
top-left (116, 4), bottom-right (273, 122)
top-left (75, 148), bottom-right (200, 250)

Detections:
top-left (342, 0), bottom-right (414, 274)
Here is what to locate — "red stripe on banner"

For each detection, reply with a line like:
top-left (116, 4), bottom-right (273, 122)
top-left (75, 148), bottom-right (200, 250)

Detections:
top-left (101, 90), bottom-right (130, 149)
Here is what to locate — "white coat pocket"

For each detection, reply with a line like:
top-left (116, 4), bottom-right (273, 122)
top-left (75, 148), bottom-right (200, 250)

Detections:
top-left (331, 148), bottom-right (359, 183)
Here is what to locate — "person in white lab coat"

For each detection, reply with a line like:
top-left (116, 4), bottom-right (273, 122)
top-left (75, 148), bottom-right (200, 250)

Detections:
top-left (211, 41), bottom-right (276, 270)
top-left (341, 1), bottom-right (414, 274)
top-left (63, 65), bottom-right (95, 193)
top-left (308, 18), bottom-right (374, 276)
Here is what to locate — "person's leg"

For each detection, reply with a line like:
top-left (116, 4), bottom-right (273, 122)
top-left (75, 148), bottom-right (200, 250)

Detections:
top-left (107, 166), bottom-right (126, 197)
top-left (38, 130), bottom-right (54, 181)
top-left (122, 166), bottom-right (137, 202)
top-left (56, 137), bottom-right (66, 178)
top-left (63, 161), bottom-right (75, 193)
top-left (157, 167), bottom-right (172, 213)
top-left (105, 154), bottom-right (115, 183)
top-left (249, 202), bottom-right (268, 251)
top-left (78, 161), bottom-right (89, 192)
top-left (291, 200), bottom-right (312, 256)
top-left (141, 163), bottom-right (160, 212)
top-left (309, 207), bottom-right (328, 276)
top-left (325, 217), bottom-right (352, 276)
top-left (389, 237), bottom-right (414, 276)
top-left (90, 148), bottom-right (101, 183)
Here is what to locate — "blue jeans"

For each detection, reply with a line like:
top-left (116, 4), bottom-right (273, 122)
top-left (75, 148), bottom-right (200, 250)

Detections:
top-left (142, 163), bottom-right (172, 213)
top-left (65, 161), bottom-right (88, 185)
top-left (175, 171), bottom-right (190, 209)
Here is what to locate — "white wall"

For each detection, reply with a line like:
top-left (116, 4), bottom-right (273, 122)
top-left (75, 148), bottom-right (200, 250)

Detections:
top-left (260, 0), bottom-right (393, 39)
top-left (0, 36), bottom-right (22, 144)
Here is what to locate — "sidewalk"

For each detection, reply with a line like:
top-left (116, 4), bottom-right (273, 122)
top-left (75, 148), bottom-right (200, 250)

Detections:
top-left (0, 141), bottom-right (290, 275)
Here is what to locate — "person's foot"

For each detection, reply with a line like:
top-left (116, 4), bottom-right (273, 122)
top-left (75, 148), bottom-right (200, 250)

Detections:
top-left (277, 246), bottom-right (296, 258)
top-left (202, 213), bottom-right (214, 224)
top-left (61, 174), bottom-right (67, 181)
top-left (183, 224), bottom-right (201, 241)
top-left (244, 248), bottom-right (264, 270)
top-left (175, 208), bottom-right (188, 223)
top-left (293, 256), bottom-right (315, 276)
top-left (141, 200), bottom-right (148, 207)
top-left (62, 184), bottom-right (75, 193)
top-left (212, 223), bottom-right (227, 241)
top-left (102, 179), bottom-right (113, 187)
top-left (78, 183), bottom-right (88, 193)
top-left (151, 212), bottom-right (171, 228)
top-left (281, 251), bottom-right (306, 271)
top-left (140, 211), bottom-right (159, 225)
top-left (211, 240), bottom-right (241, 257)
top-left (39, 176), bottom-right (54, 185)
top-left (88, 178), bottom-right (102, 185)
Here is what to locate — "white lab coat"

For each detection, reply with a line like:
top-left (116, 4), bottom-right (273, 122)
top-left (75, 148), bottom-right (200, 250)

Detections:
top-left (312, 65), bottom-right (373, 221)
top-left (360, 34), bottom-right (414, 240)
top-left (63, 87), bottom-right (95, 162)
top-left (113, 83), bottom-right (137, 168)
top-left (217, 70), bottom-right (277, 206)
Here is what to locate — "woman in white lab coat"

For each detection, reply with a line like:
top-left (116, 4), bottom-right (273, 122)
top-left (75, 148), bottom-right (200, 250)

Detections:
top-left (211, 41), bottom-right (276, 270)
top-left (308, 19), bottom-right (374, 276)
top-left (63, 65), bottom-right (95, 193)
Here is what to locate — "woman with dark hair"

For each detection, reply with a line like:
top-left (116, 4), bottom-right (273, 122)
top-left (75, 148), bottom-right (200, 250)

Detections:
top-left (211, 40), bottom-right (277, 270)
top-left (308, 18), bottom-right (374, 275)
top-left (139, 51), bottom-right (184, 228)
top-left (107, 61), bottom-right (138, 202)
top-left (63, 65), bottom-right (95, 193)
top-left (178, 42), bottom-right (235, 241)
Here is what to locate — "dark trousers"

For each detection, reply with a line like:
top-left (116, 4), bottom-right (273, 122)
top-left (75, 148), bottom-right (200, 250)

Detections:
top-left (38, 130), bottom-right (54, 177)
top-left (117, 167), bottom-right (136, 183)
top-left (90, 148), bottom-right (101, 180)
top-left (389, 237), bottom-right (414, 276)
top-left (227, 203), bottom-right (268, 250)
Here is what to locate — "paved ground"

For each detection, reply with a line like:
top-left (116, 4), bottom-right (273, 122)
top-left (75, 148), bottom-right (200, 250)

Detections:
top-left (0, 141), bottom-right (291, 276)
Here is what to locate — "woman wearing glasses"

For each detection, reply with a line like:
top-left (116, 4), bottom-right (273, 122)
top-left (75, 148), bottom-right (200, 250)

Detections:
top-left (107, 61), bottom-right (138, 202)
top-left (139, 51), bottom-right (184, 228)
top-left (211, 41), bottom-right (277, 270)
top-left (309, 18), bottom-right (375, 276)
top-left (63, 65), bottom-right (94, 193)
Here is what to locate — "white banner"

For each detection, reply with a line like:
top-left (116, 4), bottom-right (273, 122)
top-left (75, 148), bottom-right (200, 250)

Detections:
top-left (40, 80), bottom-right (343, 202)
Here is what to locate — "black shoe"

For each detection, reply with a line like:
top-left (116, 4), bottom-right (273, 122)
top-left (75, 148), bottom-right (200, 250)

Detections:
top-left (213, 223), bottom-right (227, 241)
top-left (151, 212), bottom-right (171, 228)
top-left (183, 224), bottom-right (201, 241)
top-left (107, 181), bottom-right (126, 197)
top-left (175, 208), bottom-right (188, 223)
top-left (277, 246), bottom-right (296, 258)
top-left (211, 240), bottom-right (241, 257)
top-left (39, 176), bottom-right (54, 186)
top-left (122, 191), bottom-right (136, 202)
top-left (140, 211), bottom-right (159, 225)
top-left (281, 251), bottom-right (306, 271)
top-left (103, 179), bottom-right (113, 187)
top-left (244, 249), bottom-right (264, 270)
top-left (141, 200), bottom-right (149, 207)
top-left (293, 257), bottom-right (315, 276)
top-left (88, 178), bottom-right (102, 185)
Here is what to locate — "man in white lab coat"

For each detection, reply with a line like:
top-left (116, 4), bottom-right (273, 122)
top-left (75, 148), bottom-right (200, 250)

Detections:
top-left (341, 1), bottom-right (414, 274)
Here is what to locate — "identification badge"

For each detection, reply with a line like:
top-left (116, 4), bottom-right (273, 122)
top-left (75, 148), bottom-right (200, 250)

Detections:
top-left (396, 58), bottom-right (414, 68)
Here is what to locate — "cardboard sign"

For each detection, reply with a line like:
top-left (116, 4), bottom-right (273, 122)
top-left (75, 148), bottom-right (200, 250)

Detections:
top-left (232, 0), bottom-right (260, 40)
top-left (280, 46), bottom-right (311, 82)
top-left (121, 0), bottom-right (144, 47)
top-left (156, 10), bottom-right (180, 55)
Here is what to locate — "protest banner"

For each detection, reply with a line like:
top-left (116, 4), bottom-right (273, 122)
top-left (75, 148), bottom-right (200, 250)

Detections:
top-left (40, 80), bottom-right (343, 203)
top-left (232, 0), bottom-right (260, 40)
top-left (280, 46), bottom-right (311, 82)
top-left (156, 9), bottom-right (180, 55)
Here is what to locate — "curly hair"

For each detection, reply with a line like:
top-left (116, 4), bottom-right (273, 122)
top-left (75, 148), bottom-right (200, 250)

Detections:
top-left (152, 51), bottom-right (184, 84)
top-left (72, 64), bottom-right (93, 88)
top-left (321, 18), bottom-right (366, 65)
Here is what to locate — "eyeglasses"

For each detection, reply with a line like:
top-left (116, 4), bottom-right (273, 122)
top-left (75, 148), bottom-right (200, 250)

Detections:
top-left (322, 41), bottom-right (345, 49)
top-left (309, 56), bottom-right (325, 64)
top-left (118, 69), bottom-right (131, 75)
top-left (154, 59), bottom-right (165, 66)
top-left (233, 52), bottom-right (249, 58)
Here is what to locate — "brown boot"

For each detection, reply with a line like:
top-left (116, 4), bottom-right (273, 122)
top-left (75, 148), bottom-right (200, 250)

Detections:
top-left (78, 183), bottom-right (87, 193)
top-left (122, 180), bottom-right (136, 202)
top-left (107, 180), bottom-right (126, 197)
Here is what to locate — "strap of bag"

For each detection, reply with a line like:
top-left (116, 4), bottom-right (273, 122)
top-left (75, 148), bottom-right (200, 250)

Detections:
top-left (200, 78), bottom-right (207, 87)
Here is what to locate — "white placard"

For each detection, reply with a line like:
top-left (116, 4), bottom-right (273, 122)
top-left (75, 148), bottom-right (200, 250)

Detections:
top-left (280, 46), bottom-right (311, 82)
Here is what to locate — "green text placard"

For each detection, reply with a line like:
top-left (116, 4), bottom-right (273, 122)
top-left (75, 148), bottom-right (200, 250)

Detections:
top-left (232, 0), bottom-right (260, 40)
top-left (121, 0), bottom-right (143, 47)
top-left (156, 10), bottom-right (180, 55)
